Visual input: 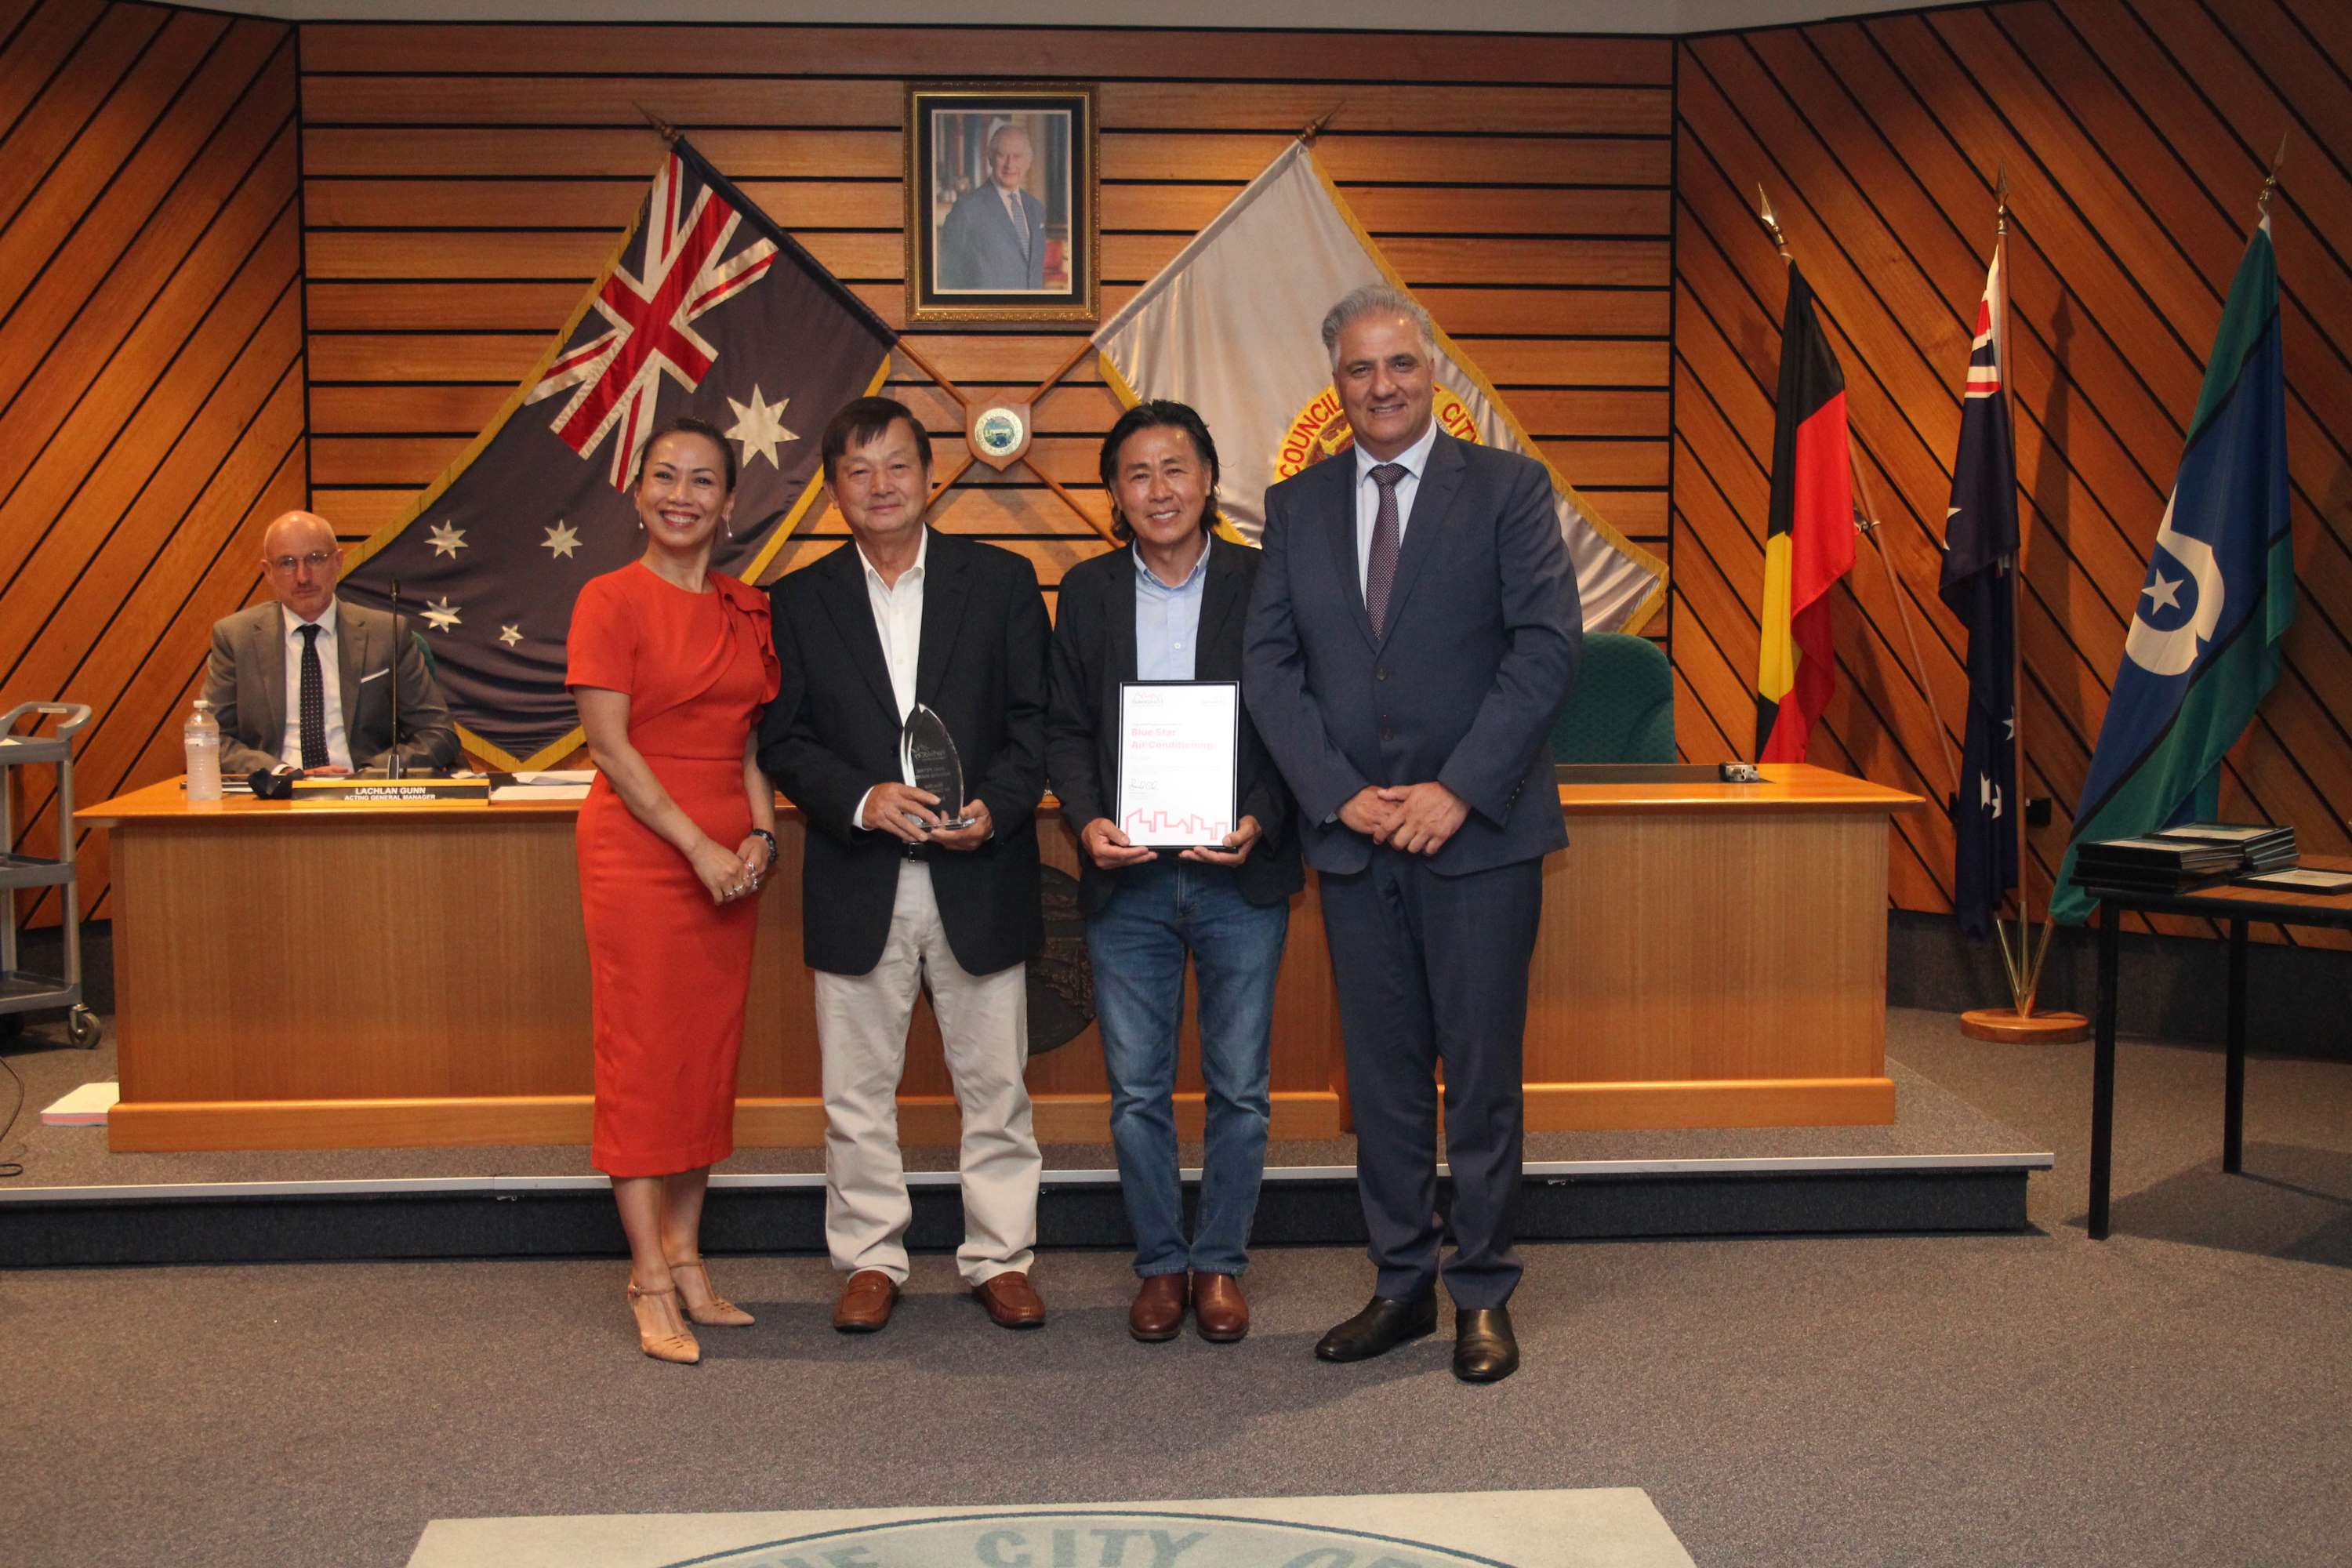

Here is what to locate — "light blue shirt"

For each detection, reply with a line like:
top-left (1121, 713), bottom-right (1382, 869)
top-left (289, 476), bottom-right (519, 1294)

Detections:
top-left (1352, 417), bottom-right (1441, 593)
top-left (1134, 535), bottom-right (1213, 681)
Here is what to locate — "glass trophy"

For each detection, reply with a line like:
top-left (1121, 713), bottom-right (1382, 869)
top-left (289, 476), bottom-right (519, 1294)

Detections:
top-left (900, 703), bottom-right (975, 830)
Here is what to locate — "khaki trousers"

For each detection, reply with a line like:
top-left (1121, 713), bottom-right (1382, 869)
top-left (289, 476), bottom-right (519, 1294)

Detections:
top-left (811, 862), bottom-right (1040, 1285)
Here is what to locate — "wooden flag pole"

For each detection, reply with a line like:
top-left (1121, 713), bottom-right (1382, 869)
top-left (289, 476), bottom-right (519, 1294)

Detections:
top-left (1962, 172), bottom-right (2084, 1043)
top-left (1848, 452), bottom-right (1960, 799)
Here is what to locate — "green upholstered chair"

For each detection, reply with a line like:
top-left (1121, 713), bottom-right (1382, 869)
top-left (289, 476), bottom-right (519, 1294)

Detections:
top-left (1548, 632), bottom-right (1675, 764)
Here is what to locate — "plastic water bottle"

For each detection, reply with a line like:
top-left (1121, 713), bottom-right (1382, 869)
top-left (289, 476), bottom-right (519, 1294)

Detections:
top-left (183, 698), bottom-right (222, 802)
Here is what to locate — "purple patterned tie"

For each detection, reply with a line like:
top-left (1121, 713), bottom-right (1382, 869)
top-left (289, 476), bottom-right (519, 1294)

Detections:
top-left (1365, 462), bottom-right (1406, 635)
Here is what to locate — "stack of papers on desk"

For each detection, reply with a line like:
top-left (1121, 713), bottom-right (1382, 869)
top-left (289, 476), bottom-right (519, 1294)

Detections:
top-left (489, 770), bottom-right (596, 802)
top-left (42, 1082), bottom-right (118, 1126)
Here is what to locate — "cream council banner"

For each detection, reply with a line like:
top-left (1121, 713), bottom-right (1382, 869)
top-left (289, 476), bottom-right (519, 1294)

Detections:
top-left (1091, 138), bottom-right (1667, 633)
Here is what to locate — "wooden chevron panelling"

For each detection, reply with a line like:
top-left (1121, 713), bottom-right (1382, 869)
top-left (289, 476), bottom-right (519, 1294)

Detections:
top-left (1671, 0), bottom-right (2352, 946)
top-left (0, 0), bottom-right (304, 928)
top-left (292, 20), bottom-right (1675, 639)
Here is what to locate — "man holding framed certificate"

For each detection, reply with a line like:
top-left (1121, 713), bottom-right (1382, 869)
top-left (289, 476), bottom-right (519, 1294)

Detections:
top-left (1047, 401), bottom-right (1301, 1345)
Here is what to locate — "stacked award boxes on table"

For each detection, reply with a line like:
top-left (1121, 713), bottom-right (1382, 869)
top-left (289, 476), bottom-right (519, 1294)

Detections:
top-left (2076, 823), bottom-right (2298, 896)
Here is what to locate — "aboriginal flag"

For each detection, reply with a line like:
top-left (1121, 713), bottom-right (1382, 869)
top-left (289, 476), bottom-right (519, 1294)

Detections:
top-left (1755, 263), bottom-right (1854, 763)
top-left (339, 137), bottom-right (896, 768)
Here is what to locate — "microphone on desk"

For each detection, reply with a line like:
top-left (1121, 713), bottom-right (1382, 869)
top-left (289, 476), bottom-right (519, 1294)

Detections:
top-left (387, 575), bottom-right (406, 781)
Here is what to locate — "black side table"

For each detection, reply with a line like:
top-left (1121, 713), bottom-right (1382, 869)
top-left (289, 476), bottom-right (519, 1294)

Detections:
top-left (2086, 858), bottom-right (2352, 1239)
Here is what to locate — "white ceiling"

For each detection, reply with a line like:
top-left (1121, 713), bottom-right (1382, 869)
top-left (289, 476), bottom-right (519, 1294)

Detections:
top-left (172, 0), bottom-right (1964, 35)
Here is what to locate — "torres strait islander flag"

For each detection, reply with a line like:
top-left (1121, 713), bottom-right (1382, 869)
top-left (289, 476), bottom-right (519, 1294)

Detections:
top-left (338, 137), bottom-right (896, 768)
top-left (1940, 237), bottom-right (2022, 939)
top-left (2051, 216), bottom-right (2294, 924)
top-left (1091, 138), bottom-right (1667, 633)
top-left (1755, 262), bottom-right (1855, 762)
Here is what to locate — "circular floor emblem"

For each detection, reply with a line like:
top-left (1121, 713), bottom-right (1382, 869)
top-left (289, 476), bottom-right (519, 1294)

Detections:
top-left (664, 1509), bottom-right (1512, 1568)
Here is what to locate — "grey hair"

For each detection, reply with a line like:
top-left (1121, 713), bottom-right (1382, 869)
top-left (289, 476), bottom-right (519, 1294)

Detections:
top-left (1320, 284), bottom-right (1437, 367)
top-left (988, 121), bottom-right (1033, 155)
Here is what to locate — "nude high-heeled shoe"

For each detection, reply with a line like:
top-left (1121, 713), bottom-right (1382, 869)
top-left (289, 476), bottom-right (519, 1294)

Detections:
top-left (626, 1281), bottom-right (702, 1363)
top-left (666, 1257), bottom-right (755, 1327)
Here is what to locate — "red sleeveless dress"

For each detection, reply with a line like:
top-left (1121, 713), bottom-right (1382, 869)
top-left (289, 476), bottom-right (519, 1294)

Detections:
top-left (567, 562), bottom-right (780, 1177)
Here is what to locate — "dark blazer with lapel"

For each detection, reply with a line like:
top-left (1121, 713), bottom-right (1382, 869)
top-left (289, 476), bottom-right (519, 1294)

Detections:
top-left (1046, 539), bottom-right (1303, 916)
top-left (203, 600), bottom-right (461, 775)
top-left (757, 530), bottom-right (1050, 977)
top-left (936, 183), bottom-right (1048, 292)
top-left (1242, 431), bottom-right (1582, 878)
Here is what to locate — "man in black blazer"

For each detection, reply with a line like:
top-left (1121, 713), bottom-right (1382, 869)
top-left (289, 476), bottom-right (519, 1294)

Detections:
top-left (1244, 286), bottom-right (1582, 1383)
top-left (757, 396), bottom-right (1052, 1334)
top-left (1047, 401), bottom-right (1301, 1345)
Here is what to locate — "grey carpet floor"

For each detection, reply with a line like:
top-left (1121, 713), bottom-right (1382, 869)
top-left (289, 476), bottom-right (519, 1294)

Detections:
top-left (1, 1009), bottom-right (2347, 1567)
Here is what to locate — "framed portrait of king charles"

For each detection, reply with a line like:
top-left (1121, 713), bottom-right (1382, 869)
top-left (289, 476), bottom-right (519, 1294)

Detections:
top-left (906, 82), bottom-right (1099, 324)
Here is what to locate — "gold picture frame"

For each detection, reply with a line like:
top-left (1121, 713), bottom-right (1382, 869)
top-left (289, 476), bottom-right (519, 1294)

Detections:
top-left (905, 82), bottom-right (1099, 325)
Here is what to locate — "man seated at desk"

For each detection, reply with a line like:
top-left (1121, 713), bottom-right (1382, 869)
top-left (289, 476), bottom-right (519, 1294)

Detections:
top-left (204, 510), bottom-right (460, 775)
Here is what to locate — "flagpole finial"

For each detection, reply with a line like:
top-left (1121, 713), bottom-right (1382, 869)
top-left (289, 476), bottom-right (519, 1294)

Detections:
top-left (1300, 103), bottom-right (1343, 143)
top-left (2259, 131), bottom-right (2288, 211)
top-left (1755, 184), bottom-right (1791, 262)
top-left (1994, 165), bottom-right (2009, 236)
top-left (636, 103), bottom-right (681, 145)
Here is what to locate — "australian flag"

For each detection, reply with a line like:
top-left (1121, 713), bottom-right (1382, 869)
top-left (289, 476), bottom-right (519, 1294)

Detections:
top-left (1939, 239), bottom-right (2020, 939)
top-left (340, 137), bottom-right (896, 768)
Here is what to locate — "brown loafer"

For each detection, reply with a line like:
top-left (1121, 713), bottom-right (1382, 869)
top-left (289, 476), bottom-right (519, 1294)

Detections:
top-left (1193, 1271), bottom-right (1249, 1342)
top-left (1128, 1272), bottom-right (1189, 1341)
top-left (973, 1269), bottom-right (1047, 1329)
top-left (832, 1269), bottom-right (900, 1333)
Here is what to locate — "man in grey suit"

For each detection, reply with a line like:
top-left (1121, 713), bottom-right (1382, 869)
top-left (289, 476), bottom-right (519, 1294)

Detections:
top-left (1243, 285), bottom-right (1581, 1384)
top-left (205, 510), bottom-right (460, 776)
top-left (935, 124), bottom-right (1049, 292)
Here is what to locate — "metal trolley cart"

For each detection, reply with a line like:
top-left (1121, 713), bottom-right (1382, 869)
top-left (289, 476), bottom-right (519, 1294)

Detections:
top-left (1, 702), bottom-right (99, 1047)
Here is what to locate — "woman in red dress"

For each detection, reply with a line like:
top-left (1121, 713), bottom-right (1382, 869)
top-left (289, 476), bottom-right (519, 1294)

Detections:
top-left (568, 416), bottom-right (781, 1364)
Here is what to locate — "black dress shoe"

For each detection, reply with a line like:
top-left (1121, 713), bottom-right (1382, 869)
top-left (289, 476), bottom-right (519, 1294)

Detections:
top-left (1454, 1305), bottom-right (1519, 1383)
top-left (1314, 1294), bottom-right (1438, 1362)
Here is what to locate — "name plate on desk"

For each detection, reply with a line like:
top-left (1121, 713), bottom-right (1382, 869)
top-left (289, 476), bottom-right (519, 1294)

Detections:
top-left (289, 777), bottom-right (491, 802)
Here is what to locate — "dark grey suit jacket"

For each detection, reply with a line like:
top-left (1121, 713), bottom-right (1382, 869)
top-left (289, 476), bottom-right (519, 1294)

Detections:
top-left (1242, 431), bottom-right (1582, 877)
top-left (203, 600), bottom-right (460, 775)
top-left (1046, 539), bottom-right (1302, 916)
top-left (936, 183), bottom-right (1048, 292)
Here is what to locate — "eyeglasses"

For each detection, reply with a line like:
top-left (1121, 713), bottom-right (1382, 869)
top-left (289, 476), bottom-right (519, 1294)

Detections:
top-left (267, 550), bottom-right (337, 574)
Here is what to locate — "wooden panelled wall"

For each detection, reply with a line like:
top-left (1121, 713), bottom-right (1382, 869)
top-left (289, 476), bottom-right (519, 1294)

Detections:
top-left (0, 0), bottom-right (303, 926)
top-left (1670, 0), bottom-right (2352, 942)
top-left (292, 24), bottom-right (1675, 614)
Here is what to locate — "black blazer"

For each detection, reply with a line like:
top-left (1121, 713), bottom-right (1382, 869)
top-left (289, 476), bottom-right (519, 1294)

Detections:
top-left (1243, 431), bottom-right (1582, 877)
top-left (757, 532), bottom-right (1050, 977)
top-left (1047, 539), bottom-right (1302, 916)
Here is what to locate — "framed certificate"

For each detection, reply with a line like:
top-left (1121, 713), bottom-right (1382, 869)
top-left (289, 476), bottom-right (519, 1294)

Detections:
top-left (1116, 681), bottom-right (1240, 849)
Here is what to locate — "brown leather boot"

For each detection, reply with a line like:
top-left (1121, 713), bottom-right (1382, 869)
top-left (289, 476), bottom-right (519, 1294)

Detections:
top-left (1128, 1272), bottom-right (1189, 1341)
top-left (1192, 1272), bottom-right (1249, 1342)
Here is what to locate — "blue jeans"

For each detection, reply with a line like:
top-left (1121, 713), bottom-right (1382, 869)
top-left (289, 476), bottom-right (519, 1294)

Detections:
top-left (1085, 857), bottom-right (1288, 1277)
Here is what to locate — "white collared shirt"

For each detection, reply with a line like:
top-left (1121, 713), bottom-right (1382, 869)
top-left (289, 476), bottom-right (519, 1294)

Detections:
top-left (1352, 417), bottom-right (1441, 593)
top-left (278, 600), bottom-right (354, 771)
top-left (851, 530), bottom-right (927, 831)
